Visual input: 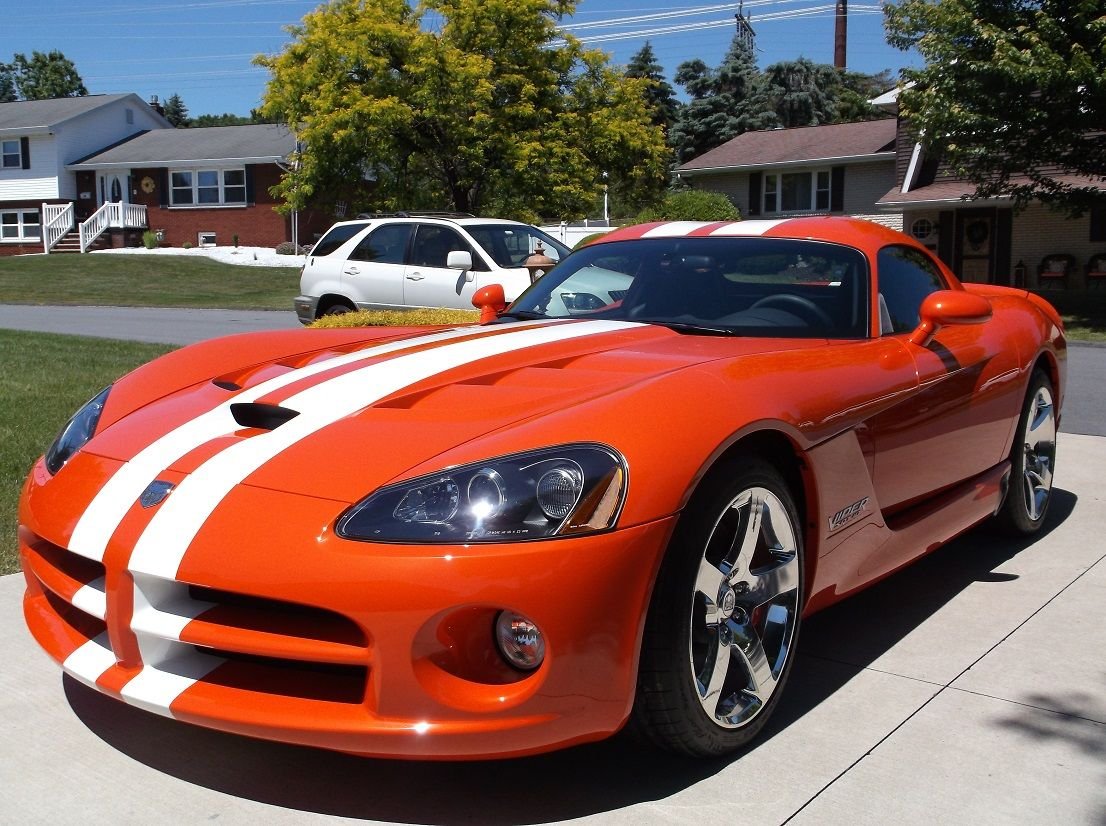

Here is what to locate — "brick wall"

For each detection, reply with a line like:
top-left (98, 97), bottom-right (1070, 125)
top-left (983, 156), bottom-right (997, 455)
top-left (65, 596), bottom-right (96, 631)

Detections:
top-left (135, 163), bottom-right (290, 248)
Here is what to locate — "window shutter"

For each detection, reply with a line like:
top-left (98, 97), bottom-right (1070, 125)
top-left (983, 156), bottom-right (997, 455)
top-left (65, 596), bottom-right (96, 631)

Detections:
top-left (830, 166), bottom-right (845, 212)
top-left (748, 172), bottom-right (762, 216)
top-left (159, 169), bottom-right (169, 208)
top-left (1091, 203), bottom-right (1106, 243)
top-left (937, 210), bottom-right (954, 266)
top-left (245, 165), bottom-right (255, 205)
top-left (20, 137), bottom-right (30, 170)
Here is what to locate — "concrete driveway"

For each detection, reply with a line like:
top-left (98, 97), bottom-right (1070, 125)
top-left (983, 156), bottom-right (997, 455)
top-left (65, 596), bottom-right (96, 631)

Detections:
top-left (3, 433), bottom-right (1103, 825)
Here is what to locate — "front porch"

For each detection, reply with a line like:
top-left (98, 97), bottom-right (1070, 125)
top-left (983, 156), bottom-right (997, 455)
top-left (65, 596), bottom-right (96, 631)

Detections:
top-left (42, 201), bottom-right (149, 254)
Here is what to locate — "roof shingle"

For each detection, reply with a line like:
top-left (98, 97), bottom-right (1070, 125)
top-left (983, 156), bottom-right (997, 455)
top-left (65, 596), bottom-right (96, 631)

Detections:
top-left (70, 124), bottom-right (295, 167)
top-left (679, 119), bottom-right (897, 173)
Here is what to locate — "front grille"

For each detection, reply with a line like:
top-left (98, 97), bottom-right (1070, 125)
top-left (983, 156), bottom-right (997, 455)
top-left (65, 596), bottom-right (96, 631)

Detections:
top-left (193, 648), bottom-right (367, 704)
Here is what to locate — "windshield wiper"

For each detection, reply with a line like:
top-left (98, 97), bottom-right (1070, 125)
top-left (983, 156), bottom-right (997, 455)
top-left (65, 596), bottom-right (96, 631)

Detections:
top-left (494, 310), bottom-right (548, 322)
top-left (635, 319), bottom-right (741, 336)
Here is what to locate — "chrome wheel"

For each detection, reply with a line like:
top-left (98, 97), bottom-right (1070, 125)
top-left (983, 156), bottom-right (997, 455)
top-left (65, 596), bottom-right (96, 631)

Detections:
top-left (690, 486), bottom-right (800, 729)
top-left (1020, 384), bottom-right (1055, 522)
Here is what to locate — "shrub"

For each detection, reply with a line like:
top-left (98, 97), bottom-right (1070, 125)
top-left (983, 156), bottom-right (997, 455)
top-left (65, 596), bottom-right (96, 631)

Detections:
top-left (182, 241), bottom-right (193, 249)
top-left (310, 308), bottom-right (480, 329)
top-left (232, 234), bottom-right (240, 248)
top-left (275, 241), bottom-right (306, 255)
top-left (633, 190), bottom-right (741, 223)
top-left (141, 230), bottom-right (159, 250)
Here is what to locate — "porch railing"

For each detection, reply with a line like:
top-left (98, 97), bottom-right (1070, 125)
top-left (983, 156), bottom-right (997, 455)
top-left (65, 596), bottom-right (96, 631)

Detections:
top-left (42, 202), bottom-right (74, 253)
top-left (78, 202), bottom-right (148, 253)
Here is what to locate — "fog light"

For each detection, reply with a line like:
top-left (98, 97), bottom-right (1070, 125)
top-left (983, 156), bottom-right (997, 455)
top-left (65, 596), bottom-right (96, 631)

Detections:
top-left (494, 611), bottom-right (545, 671)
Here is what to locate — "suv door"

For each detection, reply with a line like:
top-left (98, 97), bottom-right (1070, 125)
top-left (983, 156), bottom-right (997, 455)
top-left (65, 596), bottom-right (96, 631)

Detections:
top-left (403, 224), bottom-right (484, 309)
top-left (341, 223), bottom-right (412, 308)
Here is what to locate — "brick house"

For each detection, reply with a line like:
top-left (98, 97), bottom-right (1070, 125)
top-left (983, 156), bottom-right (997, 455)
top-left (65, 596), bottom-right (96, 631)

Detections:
top-left (675, 119), bottom-right (901, 230)
top-left (68, 123), bottom-right (311, 250)
top-left (0, 94), bottom-right (170, 255)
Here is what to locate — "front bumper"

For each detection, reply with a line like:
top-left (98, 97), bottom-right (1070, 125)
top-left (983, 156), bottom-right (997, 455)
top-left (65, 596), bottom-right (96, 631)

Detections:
top-left (19, 454), bottom-right (676, 759)
top-left (293, 295), bottom-right (319, 325)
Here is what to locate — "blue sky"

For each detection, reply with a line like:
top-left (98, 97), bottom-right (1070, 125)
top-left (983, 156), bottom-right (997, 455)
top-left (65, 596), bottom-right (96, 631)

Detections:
top-left (1, 0), bottom-right (918, 117)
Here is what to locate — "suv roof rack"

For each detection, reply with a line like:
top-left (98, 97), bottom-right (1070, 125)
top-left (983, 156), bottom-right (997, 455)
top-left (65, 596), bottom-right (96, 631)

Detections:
top-left (354, 211), bottom-right (477, 219)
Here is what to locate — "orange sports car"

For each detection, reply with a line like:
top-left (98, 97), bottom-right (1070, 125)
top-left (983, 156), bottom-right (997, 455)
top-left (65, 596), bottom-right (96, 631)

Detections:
top-left (19, 217), bottom-right (1065, 760)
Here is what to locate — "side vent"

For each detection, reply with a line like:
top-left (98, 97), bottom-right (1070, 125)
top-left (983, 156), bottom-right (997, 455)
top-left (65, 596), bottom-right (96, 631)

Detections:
top-left (213, 379), bottom-right (241, 391)
top-left (230, 403), bottom-right (300, 431)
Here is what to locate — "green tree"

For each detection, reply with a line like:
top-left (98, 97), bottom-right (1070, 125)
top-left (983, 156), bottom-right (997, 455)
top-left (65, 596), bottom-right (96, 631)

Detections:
top-left (10, 50), bottom-right (87, 99)
top-left (885, 0), bottom-right (1106, 215)
top-left (256, 0), bottom-right (667, 221)
top-left (0, 64), bottom-right (15, 103)
top-left (190, 113), bottom-right (253, 127)
top-left (163, 93), bottom-right (189, 127)
top-left (751, 58), bottom-right (842, 128)
top-left (669, 36), bottom-right (773, 163)
top-left (634, 189), bottom-right (741, 222)
top-left (835, 68), bottom-right (895, 122)
top-left (625, 41), bottom-right (679, 130)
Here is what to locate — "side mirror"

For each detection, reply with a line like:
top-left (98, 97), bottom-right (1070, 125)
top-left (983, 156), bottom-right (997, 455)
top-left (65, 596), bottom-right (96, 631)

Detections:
top-left (472, 283), bottom-right (507, 323)
top-left (909, 290), bottom-right (992, 346)
top-left (447, 250), bottom-right (473, 271)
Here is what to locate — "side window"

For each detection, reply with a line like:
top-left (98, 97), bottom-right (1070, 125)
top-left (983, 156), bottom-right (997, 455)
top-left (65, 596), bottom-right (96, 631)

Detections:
top-left (311, 222), bottom-right (370, 256)
top-left (348, 223), bottom-right (411, 263)
top-left (877, 245), bottom-right (946, 335)
top-left (410, 225), bottom-right (472, 268)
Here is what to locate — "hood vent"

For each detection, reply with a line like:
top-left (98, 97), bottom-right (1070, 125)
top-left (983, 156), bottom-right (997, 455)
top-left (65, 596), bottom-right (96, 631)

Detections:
top-left (213, 379), bottom-right (241, 391)
top-left (230, 402), bottom-right (300, 431)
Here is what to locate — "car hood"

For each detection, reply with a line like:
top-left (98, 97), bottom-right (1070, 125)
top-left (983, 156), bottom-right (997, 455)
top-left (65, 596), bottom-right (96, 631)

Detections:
top-left (84, 319), bottom-right (818, 504)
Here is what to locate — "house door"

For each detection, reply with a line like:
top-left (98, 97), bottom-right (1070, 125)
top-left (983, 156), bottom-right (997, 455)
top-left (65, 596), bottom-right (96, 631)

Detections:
top-left (96, 172), bottom-right (130, 207)
top-left (953, 208), bottom-right (1013, 284)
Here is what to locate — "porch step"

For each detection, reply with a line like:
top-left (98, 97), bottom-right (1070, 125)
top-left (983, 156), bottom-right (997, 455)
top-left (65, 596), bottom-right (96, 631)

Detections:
top-left (49, 229), bottom-right (110, 254)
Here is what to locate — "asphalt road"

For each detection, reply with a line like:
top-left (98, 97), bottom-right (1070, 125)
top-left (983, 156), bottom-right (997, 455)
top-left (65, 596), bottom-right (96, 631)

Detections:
top-left (1, 303), bottom-right (1102, 436)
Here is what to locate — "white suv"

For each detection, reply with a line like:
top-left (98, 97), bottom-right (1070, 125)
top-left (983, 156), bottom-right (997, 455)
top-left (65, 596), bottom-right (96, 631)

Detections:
top-left (294, 214), bottom-right (571, 322)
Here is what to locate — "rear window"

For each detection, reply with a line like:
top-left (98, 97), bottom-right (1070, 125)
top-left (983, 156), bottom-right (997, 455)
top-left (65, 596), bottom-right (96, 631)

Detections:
top-left (311, 222), bottom-right (370, 257)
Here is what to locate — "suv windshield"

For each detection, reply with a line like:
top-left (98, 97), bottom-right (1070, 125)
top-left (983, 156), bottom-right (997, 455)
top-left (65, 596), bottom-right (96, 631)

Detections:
top-left (507, 237), bottom-right (870, 338)
top-left (465, 224), bottom-right (571, 268)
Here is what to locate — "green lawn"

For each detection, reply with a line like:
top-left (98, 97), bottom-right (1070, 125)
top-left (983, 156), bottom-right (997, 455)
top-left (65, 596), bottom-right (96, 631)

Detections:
top-left (0, 330), bottom-right (175, 575)
top-left (1036, 289), bottom-right (1106, 343)
top-left (0, 253), bottom-right (299, 310)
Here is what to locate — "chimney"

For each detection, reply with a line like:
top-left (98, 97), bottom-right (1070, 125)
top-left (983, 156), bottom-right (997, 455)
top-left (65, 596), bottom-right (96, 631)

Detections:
top-left (148, 95), bottom-right (165, 116)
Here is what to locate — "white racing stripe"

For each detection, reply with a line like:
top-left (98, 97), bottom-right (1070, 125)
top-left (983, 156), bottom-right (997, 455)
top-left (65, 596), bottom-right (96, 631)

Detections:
top-left (128, 319), bottom-right (640, 580)
top-left (67, 324), bottom-right (510, 562)
top-left (71, 577), bottom-right (107, 620)
top-left (641, 221), bottom-right (711, 238)
top-left (62, 633), bottom-right (116, 689)
top-left (708, 219), bottom-right (789, 236)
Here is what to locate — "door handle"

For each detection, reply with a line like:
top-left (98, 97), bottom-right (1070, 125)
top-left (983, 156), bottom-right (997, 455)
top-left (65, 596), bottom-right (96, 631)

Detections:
top-left (344, 267), bottom-right (359, 275)
top-left (406, 273), bottom-right (425, 281)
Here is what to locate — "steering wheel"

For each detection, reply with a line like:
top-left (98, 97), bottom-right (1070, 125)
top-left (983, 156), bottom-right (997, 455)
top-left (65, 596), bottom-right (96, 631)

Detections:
top-left (749, 294), bottom-right (833, 329)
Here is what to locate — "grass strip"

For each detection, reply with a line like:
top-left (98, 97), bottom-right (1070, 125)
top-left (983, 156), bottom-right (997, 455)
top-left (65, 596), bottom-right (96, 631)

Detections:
top-left (0, 254), bottom-right (299, 311)
top-left (0, 330), bottom-right (174, 575)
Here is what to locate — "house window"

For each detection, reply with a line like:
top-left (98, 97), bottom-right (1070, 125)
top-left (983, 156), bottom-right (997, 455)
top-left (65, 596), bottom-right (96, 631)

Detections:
top-left (2, 140), bottom-right (21, 169)
top-left (169, 168), bottom-right (247, 206)
top-left (1091, 203), bottom-right (1106, 243)
top-left (764, 169), bottom-right (834, 214)
top-left (0, 209), bottom-right (41, 241)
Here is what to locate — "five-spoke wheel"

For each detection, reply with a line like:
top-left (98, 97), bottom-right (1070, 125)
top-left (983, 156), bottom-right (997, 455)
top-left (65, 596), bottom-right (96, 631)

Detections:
top-left (997, 370), bottom-right (1057, 535)
top-left (634, 460), bottom-right (804, 756)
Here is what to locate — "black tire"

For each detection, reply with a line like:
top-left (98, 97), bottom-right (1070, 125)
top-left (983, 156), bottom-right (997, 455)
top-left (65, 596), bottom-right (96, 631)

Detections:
top-left (633, 459), bottom-right (804, 757)
top-left (319, 301), bottom-right (354, 318)
top-left (995, 370), bottom-right (1057, 535)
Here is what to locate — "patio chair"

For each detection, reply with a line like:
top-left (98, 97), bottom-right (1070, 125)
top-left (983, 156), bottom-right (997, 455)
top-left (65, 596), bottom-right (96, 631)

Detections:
top-left (1036, 254), bottom-right (1075, 289)
top-left (1086, 253), bottom-right (1106, 290)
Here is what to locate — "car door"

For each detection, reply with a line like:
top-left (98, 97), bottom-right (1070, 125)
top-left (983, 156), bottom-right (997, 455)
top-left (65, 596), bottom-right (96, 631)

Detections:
top-left (341, 223), bottom-right (411, 308)
top-left (866, 244), bottom-right (1024, 512)
top-left (402, 224), bottom-right (482, 309)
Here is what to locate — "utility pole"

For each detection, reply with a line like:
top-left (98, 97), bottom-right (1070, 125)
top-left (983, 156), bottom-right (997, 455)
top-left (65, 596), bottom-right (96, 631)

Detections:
top-left (834, 0), bottom-right (847, 69)
top-left (735, 0), bottom-right (756, 52)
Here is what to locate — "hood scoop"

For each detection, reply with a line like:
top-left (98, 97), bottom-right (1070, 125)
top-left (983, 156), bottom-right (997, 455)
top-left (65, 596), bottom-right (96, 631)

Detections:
top-left (230, 402), bottom-right (300, 431)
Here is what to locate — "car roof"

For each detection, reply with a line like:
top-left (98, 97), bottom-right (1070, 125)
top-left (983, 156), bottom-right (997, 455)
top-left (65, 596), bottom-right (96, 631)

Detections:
top-left (594, 216), bottom-right (913, 250)
top-left (327, 216), bottom-right (532, 229)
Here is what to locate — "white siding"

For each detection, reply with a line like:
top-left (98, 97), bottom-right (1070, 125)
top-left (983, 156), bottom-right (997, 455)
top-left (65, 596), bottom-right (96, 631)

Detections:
top-left (687, 160), bottom-right (901, 230)
top-left (0, 134), bottom-right (60, 200)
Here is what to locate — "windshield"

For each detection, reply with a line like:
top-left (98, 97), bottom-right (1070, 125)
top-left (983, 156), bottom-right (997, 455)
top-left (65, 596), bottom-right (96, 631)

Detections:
top-left (506, 237), bottom-right (870, 338)
top-left (465, 224), bottom-right (571, 268)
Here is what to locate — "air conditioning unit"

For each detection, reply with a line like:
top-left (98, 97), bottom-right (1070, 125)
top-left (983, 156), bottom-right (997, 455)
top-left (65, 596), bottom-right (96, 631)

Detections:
top-left (198, 232), bottom-right (216, 247)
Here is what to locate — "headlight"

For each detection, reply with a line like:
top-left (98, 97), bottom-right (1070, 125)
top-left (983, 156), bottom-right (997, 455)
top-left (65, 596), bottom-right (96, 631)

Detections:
top-left (45, 387), bottom-right (111, 475)
top-left (337, 444), bottom-right (627, 543)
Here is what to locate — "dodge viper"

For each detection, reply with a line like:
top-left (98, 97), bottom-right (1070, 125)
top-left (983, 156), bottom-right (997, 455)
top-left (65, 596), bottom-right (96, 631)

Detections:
top-left (19, 217), bottom-right (1065, 759)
